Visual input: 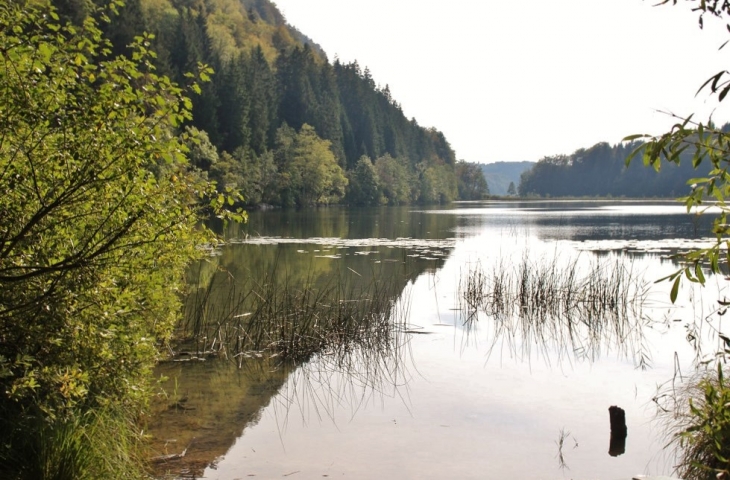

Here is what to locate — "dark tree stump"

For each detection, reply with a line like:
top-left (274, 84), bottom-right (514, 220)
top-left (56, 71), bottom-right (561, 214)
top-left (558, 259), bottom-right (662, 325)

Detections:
top-left (608, 405), bottom-right (627, 457)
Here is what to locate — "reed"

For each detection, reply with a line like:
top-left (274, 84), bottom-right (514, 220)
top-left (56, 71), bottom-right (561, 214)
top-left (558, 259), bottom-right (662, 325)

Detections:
top-left (174, 264), bottom-right (408, 365)
top-left (459, 253), bottom-right (650, 364)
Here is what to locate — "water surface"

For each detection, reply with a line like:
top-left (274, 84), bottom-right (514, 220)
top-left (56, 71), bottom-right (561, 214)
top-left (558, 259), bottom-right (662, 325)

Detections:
top-left (150, 200), bottom-right (728, 479)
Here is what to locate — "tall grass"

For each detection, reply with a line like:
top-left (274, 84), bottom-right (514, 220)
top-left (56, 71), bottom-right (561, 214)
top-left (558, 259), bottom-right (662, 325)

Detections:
top-left (0, 406), bottom-right (147, 480)
top-left (459, 253), bottom-right (650, 365)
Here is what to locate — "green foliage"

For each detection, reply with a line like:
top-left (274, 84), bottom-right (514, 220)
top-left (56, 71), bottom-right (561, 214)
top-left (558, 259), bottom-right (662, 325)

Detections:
top-left (56, 0), bottom-right (460, 207)
top-left (0, 405), bottom-right (147, 480)
top-left (185, 126), bottom-right (220, 171)
top-left (516, 141), bottom-right (699, 198)
top-left (273, 123), bottom-right (347, 206)
top-left (419, 163), bottom-right (458, 204)
top-left (373, 153), bottom-right (414, 205)
top-left (626, 116), bottom-right (730, 296)
top-left (210, 147), bottom-right (277, 206)
top-left (0, 1), bottom-right (232, 473)
top-left (632, 4), bottom-right (730, 479)
top-left (667, 366), bottom-right (730, 480)
top-left (346, 156), bottom-right (383, 206)
top-left (455, 160), bottom-right (489, 200)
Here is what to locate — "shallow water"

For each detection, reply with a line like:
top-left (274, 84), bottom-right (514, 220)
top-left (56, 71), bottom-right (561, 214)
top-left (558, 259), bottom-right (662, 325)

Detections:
top-left (150, 200), bottom-right (729, 479)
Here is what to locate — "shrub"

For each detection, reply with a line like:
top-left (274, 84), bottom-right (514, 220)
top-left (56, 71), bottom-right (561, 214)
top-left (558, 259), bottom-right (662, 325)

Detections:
top-left (0, 1), bottom-right (231, 476)
top-left (666, 365), bottom-right (730, 480)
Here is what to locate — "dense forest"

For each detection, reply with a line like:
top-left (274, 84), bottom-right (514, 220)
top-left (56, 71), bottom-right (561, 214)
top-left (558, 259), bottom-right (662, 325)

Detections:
top-left (53, 0), bottom-right (486, 206)
top-left (518, 139), bottom-right (718, 198)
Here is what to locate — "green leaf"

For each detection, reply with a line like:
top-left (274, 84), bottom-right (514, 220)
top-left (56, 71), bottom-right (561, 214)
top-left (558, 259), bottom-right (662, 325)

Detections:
top-left (622, 134), bottom-right (648, 142)
top-left (697, 71), bottom-right (727, 95)
top-left (625, 144), bottom-right (646, 167)
top-left (687, 177), bottom-right (710, 185)
top-left (670, 275), bottom-right (681, 304)
top-left (38, 42), bottom-right (52, 61)
top-left (695, 263), bottom-right (706, 285)
top-left (719, 83), bottom-right (730, 101)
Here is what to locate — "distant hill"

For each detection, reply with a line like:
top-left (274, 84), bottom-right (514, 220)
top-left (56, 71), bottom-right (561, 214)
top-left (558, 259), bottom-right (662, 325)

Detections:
top-left (479, 161), bottom-right (535, 195)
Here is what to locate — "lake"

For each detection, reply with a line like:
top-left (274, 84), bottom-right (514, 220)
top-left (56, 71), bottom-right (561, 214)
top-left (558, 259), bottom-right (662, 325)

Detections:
top-left (149, 200), bottom-right (728, 480)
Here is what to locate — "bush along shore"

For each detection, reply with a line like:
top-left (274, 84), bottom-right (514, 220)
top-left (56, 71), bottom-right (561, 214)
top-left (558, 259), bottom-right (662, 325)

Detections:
top-left (0, 2), bottom-right (240, 478)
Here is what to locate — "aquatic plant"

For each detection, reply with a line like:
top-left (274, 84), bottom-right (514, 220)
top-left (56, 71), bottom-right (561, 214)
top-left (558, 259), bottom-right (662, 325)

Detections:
top-left (149, 263), bottom-right (413, 477)
top-left (176, 263), bottom-right (409, 364)
top-left (459, 253), bottom-right (650, 365)
top-left (652, 291), bottom-right (730, 480)
top-left (555, 427), bottom-right (576, 471)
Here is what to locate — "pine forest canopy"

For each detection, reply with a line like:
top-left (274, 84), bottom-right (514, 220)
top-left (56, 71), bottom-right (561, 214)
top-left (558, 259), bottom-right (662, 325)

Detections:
top-left (51, 0), bottom-right (475, 206)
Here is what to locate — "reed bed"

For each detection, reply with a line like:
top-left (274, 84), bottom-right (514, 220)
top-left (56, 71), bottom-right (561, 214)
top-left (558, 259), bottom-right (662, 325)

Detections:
top-left (150, 265), bottom-right (413, 478)
top-left (173, 265), bottom-right (408, 366)
top-left (459, 253), bottom-right (651, 365)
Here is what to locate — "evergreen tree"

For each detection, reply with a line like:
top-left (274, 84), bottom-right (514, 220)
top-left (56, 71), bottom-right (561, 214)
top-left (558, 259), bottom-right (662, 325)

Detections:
top-left (216, 53), bottom-right (251, 153)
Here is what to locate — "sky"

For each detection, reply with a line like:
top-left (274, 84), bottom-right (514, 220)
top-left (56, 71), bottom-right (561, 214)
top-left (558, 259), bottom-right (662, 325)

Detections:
top-left (273, 0), bottom-right (730, 164)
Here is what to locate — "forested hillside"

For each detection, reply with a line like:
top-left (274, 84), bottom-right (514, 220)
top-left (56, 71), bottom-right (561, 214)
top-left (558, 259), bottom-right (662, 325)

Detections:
top-left (56, 0), bottom-right (464, 206)
top-left (518, 140), bottom-right (712, 198)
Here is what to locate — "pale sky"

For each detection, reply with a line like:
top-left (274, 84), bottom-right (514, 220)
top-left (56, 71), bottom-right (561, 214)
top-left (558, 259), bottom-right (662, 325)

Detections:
top-left (273, 0), bottom-right (730, 164)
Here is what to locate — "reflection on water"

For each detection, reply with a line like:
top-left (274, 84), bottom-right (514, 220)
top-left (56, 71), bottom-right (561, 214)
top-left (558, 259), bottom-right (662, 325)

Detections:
top-left (448, 199), bottom-right (715, 245)
top-left (265, 330), bottom-right (414, 438)
top-left (148, 201), bottom-right (729, 479)
top-left (150, 285), bottom-right (414, 478)
top-left (149, 359), bottom-right (293, 478)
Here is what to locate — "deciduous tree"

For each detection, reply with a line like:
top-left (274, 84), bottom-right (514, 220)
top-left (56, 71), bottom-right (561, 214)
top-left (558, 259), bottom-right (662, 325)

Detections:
top-left (0, 5), bottom-right (234, 473)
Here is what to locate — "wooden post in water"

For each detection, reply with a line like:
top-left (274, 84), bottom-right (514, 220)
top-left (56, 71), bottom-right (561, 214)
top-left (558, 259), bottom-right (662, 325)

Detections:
top-left (608, 405), bottom-right (627, 457)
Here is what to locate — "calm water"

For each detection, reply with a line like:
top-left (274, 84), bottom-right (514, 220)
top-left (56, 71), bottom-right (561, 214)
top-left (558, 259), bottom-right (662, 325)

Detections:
top-left (150, 200), bottom-right (729, 480)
